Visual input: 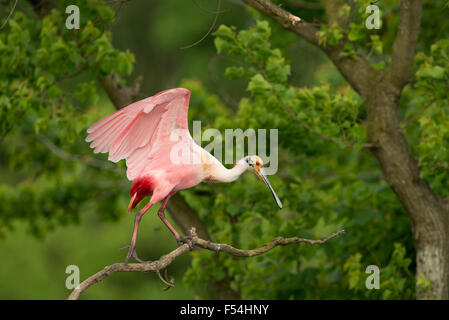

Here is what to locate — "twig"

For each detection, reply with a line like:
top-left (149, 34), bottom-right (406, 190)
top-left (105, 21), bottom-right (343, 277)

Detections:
top-left (67, 227), bottom-right (345, 300)
top-left (181, 0), bottom-right (222, 49)
top-left (0, 0), bottom-right (18, 30)
top-left (156, 269), bottom-right (175, 288)
top-left (191, 0), bottom-right (229, 14)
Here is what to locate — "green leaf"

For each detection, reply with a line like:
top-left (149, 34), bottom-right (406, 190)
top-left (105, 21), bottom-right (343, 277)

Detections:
top-left (247, 74), bottom-right (271, 94)
top-left (47, 85), bottom-right (62, 99)
top-left (418, 65), bottom-right (446, 79)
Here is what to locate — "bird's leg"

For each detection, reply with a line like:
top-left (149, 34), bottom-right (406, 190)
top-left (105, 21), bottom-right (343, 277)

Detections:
top-left (122, 201), bottom-right (153, 264)
top-left (157, 195), bottom-right (194, 249)
top-left (157, 195), bottom-right (181, 239)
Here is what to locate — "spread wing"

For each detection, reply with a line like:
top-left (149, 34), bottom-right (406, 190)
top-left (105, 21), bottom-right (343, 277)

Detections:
top-left (86, 88), bottom-right (192, 180)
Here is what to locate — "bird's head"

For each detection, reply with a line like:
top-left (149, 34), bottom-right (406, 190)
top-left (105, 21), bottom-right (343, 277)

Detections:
top-left (244, 155), bottom-right (283, 209)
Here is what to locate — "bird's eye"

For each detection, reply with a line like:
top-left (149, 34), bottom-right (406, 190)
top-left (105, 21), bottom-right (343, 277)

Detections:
top-left (245, 157), bottom-right (253, 166)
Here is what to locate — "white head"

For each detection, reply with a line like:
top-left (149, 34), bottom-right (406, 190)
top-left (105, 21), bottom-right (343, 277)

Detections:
top-left (241, 155), bottom-right (283, 209)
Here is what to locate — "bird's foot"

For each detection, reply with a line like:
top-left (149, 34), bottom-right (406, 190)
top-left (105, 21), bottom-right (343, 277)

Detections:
top-left (119, 245), bottom-right (148, 264)
top-left (177, 236), bottom-right (195, 250)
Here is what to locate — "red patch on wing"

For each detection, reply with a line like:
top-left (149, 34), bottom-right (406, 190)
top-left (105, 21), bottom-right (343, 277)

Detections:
top-left (129, 176), bottom-right (156, 210)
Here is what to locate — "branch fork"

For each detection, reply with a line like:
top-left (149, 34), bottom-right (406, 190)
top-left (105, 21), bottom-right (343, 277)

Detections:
top-left (67, 227), bottom-right (345, 300)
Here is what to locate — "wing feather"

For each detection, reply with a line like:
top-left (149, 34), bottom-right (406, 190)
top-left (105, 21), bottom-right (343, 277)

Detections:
top-left (85, 88), bottom-right (192, 179)
top-left (86, 114), bottom-right (127, 143)
top-left (90, 115), bottom-right (128, 151)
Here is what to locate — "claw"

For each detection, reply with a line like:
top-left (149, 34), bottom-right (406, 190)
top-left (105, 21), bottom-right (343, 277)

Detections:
top-left (119, 245), bottom-right (146, 263)
top-left (176, 236), bottom-right (195, 251)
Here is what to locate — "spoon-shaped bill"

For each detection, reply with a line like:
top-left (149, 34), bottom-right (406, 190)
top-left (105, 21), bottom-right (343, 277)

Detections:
top-left (256, 168), bottom-right (283, 209)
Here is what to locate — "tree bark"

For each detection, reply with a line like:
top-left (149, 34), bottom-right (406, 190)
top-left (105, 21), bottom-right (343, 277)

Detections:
top-left (366, 0), bottom-right (449, 299)
top-left (366, 74), bottom-right (449, 300)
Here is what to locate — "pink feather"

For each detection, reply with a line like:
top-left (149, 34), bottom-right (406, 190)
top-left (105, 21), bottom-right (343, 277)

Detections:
top-left (86, 88), bottom-right (191, 181)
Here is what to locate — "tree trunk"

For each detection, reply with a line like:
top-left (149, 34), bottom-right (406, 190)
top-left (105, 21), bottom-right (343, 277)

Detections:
top-left (366, 76), bottom-right (449, 299)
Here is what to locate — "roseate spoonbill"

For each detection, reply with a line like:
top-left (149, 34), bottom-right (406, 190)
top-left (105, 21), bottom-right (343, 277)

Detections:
top-left (85, 88), bottom-right (282, 263)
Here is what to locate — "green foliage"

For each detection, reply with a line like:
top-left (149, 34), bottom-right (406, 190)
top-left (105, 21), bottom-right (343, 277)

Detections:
top-left (0, 2), bottom-right (134, 144)
top-left (410, 39), bottom-right (449, 195)
top-left (318, 22), bottom-right (345, 47)
top-left (182, 20), bottom-right (414, 299)
top-left (344, 243), bottom-right (413, 299)
top-left (0, 174), bottom-right (123, 238)
top-left (214, 21), bottom-right (366, 150)
top-left (0, 1), bottom-right (133, 237)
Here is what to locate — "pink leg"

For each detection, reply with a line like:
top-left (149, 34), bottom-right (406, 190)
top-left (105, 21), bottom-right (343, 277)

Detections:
top-left (157, 193), bottom-right (181, 240)
top-left (157, 193), bottom-right (194, 249)
top-left (122, 200), bottom-right (155, 263)
top-left (122, 191), bottom-right (189, 263)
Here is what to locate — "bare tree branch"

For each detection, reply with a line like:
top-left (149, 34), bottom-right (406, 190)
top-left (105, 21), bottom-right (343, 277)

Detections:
top-left (67, 227), bottom-right (345, 300)
top-left (242, 0), bottom-right (317, 44)
top-left (0, 0), bottom-right (18, 30)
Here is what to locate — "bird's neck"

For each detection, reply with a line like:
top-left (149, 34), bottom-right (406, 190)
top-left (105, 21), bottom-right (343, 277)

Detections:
top-left (208, 161), bottom-right (247, 183)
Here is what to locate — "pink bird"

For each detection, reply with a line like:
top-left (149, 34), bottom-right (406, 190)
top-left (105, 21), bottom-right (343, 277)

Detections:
top-left (86, 88), bottom-right (282, 263)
